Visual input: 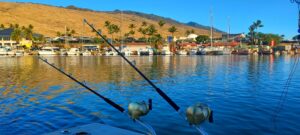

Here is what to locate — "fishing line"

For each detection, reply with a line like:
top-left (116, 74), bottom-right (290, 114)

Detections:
top-left (37, 56), bottom-right (156, 135)
top-left (84, 19), bottom-right (212, 134)
top-left (272, 55), bottom-right (299, 129)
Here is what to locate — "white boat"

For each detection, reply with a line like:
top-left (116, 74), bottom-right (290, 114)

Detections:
top-left (7, 50), bottom-right (16, 56)
top-left (67, 48), bottom-right (80, 55)
top-left (38, 47), bottom-right (60, 55)
top-left (60, 49), bottom-right (68, 56)
top-left (198, 47), bottom-right (213, 55)
top-left (45, 123), bottom-right (145, 135)
top-left (223, 48), bottom-right (232, 55)
top-left (121, 48), bottom-right (131, 56)
top-left (177, 50), bottom-right (188, 55)
top-left (16, 50), bottom-right (24, 56)
top-left (0, 48), bottom-right (8, 55)
top-left (188, 49), bottom-right (198, 55)
top-left (82, 50), bottom-right (92, 56)
top-left (161, 47), bottom-right (172, 55)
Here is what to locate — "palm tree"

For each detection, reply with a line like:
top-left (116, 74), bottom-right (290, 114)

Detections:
top-left (56, 31), bottom-right (61, 37)
top-left (24, 28), bottom-right (33, 40)
top-left (0, 24), bottom-right (4, 29)
top-left (158, 20), bottom-right (165, 28)
top-left (70, 29), bottom-right (76, 36)
top-left (29, 24), bottom-right (34, 30)
top-left (146, 24), bottom-right (157, 37)
top-left (190, 29), bottom-right (195, 34)
top-left (150, 34), bottom-right (163, 51)
top-left (168, 26), bottom-right (177, 37)
top-left (128, 24), bottom-right (136, 38)
top-left (14, 24), bottom-right (19, 29)
top-left (249, 20), bottom-right (263, 45)
top-left (185, 30), bottom-right (191, 36)
top-left (142, 21), bottom-right (147, 27)
top-left (138, 27), bottom-right (147, 39)
top-left (9, 24), bottom-right (13, 28)
top-left (11, 28), bottom-right (22, 43)
top-left (104, 21), bottom-right (111, 27)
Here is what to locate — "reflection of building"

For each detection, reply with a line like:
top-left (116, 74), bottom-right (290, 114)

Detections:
top-left (0, 28), bottom-right (17, 47)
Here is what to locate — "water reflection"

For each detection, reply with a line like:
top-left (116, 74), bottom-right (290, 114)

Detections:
top-left (0, 55), bottom-right (299, 135)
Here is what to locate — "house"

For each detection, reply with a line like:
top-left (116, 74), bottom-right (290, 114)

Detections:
top-left (0, 28), bottom-right (17, 47)
top-left (0, 28), bottom-right (34, 48)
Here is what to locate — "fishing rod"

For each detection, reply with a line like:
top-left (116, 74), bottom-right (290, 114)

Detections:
top-left (37, 56), bottom-right (156, 135)
top-left (84, 19), bottom-right (213, 134)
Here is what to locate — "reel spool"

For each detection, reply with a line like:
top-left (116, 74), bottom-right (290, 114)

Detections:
top-left (128, 99), bottom-right (152, 120)
top-left (186, 103), bottom-right (213, 125)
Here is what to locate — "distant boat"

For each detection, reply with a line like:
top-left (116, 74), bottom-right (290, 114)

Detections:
top-left (60, 49), bottom-right (68, 56)
top-left (82, 50), bottom-right (92, 56)
top-left (222, 47), bottom-right (232, 55)
top-left (161, 47), bottom-right (172, 55)
top-left (0, 48), bottom-right (8, 55)
top-left (38, 47), bottom-right (60, 55)
top-left (121, 48), bottom-right (131, 56)
top-left (177, 50), bottom-right (188, 55)
top-left (67, 48), bottom-right (81, 55)
top-left (188, 49), bottom-right (198, 55)
top-left (198, 47), bottom-right (213, 55)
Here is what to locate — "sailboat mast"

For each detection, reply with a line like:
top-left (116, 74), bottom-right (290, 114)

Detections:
top-left (210, 9), bottom-right (213, 47)
top-left (227, 17), bottom-right (230, 45)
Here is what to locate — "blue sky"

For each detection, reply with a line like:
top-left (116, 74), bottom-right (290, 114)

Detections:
top-left (3, 0), bottom-right (299, 39)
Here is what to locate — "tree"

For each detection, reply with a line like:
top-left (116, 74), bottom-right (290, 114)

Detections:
top-left (11, 28), bottom-right (22, 43)
top-left (168, 26), bottom-right (177, 37)
top-left (150, 34), bottom-right (163, 51)
top-left (56, 31), bottom-right (61, 37)
top-left (196, 35), bottom-right (209, 44)
top-left (9, 24), bottom-right (13, 28)
top-left (138, 27), bottom-right (147, 38)
top-left (104, 21), bottom-right (111, 27)
top-left (158, 20), bottom-right (165, 28)
top-left (248, 20), bottom-right (264, 45)
top-left (70, 29), bottom-right (76, 36)
top-left (128, 24), bottom-right (136, 38)
top-left (14, 24), bottom-right (19, 29)
top-left (146, 24), bottom-right (157, 37)
top-left (0, 24), bottom-right (4, 29)
top-left (190, 29), bottom-right (195, 34)
top-left (257, 33), bottom-right (284, 45)
top-left (28, 24), bottom-right (34, 30)
top-left (185, 30), bottom-right (191, 36)
top-left (142, 21), bottom-right (147, 27)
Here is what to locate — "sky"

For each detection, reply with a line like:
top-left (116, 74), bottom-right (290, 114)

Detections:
top-left (3, 0), bottom-right (299, 39)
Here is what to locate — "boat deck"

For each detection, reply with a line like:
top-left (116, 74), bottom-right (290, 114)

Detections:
top-left (45, 123), bottom-right (144, 135)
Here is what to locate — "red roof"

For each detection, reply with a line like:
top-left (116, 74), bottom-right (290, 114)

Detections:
top-left (178, 43), bottom-right (198, 47)
top-left (203, 41), bottom-right (239, 47)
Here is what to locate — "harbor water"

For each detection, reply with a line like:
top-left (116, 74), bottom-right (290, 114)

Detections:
top-left (0, 55), bottom-right (299, 135)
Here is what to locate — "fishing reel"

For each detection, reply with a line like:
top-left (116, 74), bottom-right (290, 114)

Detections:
top-left (186, 103), bottom-right (213, 126)
top-left (128, 99), bottom-right (152, 120)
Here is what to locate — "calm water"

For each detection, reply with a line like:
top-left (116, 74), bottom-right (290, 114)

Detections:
top-left (0, 55), bottom-right (299, 135)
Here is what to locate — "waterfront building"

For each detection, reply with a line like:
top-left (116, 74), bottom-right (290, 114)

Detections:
top-left (0, 28), bottom-right (17, 47)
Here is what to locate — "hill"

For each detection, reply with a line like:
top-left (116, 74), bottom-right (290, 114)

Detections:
top-left (0, 2), bottom-right (223, 38)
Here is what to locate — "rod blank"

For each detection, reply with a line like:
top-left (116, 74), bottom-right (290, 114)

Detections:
top-left (83, 19), bottom-right (180, 111)
top-left (38, 56), bottom-right (125, 112)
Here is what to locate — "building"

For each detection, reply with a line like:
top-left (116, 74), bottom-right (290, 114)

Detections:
top-left (0, 28), bottom-right (17, 47)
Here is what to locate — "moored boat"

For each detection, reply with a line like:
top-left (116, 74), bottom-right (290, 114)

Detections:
top-left (38, 47), bottom-right (60, 55)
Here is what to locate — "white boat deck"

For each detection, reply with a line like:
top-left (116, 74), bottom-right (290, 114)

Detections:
top-left (45, 123), bottom-right (144, 135)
